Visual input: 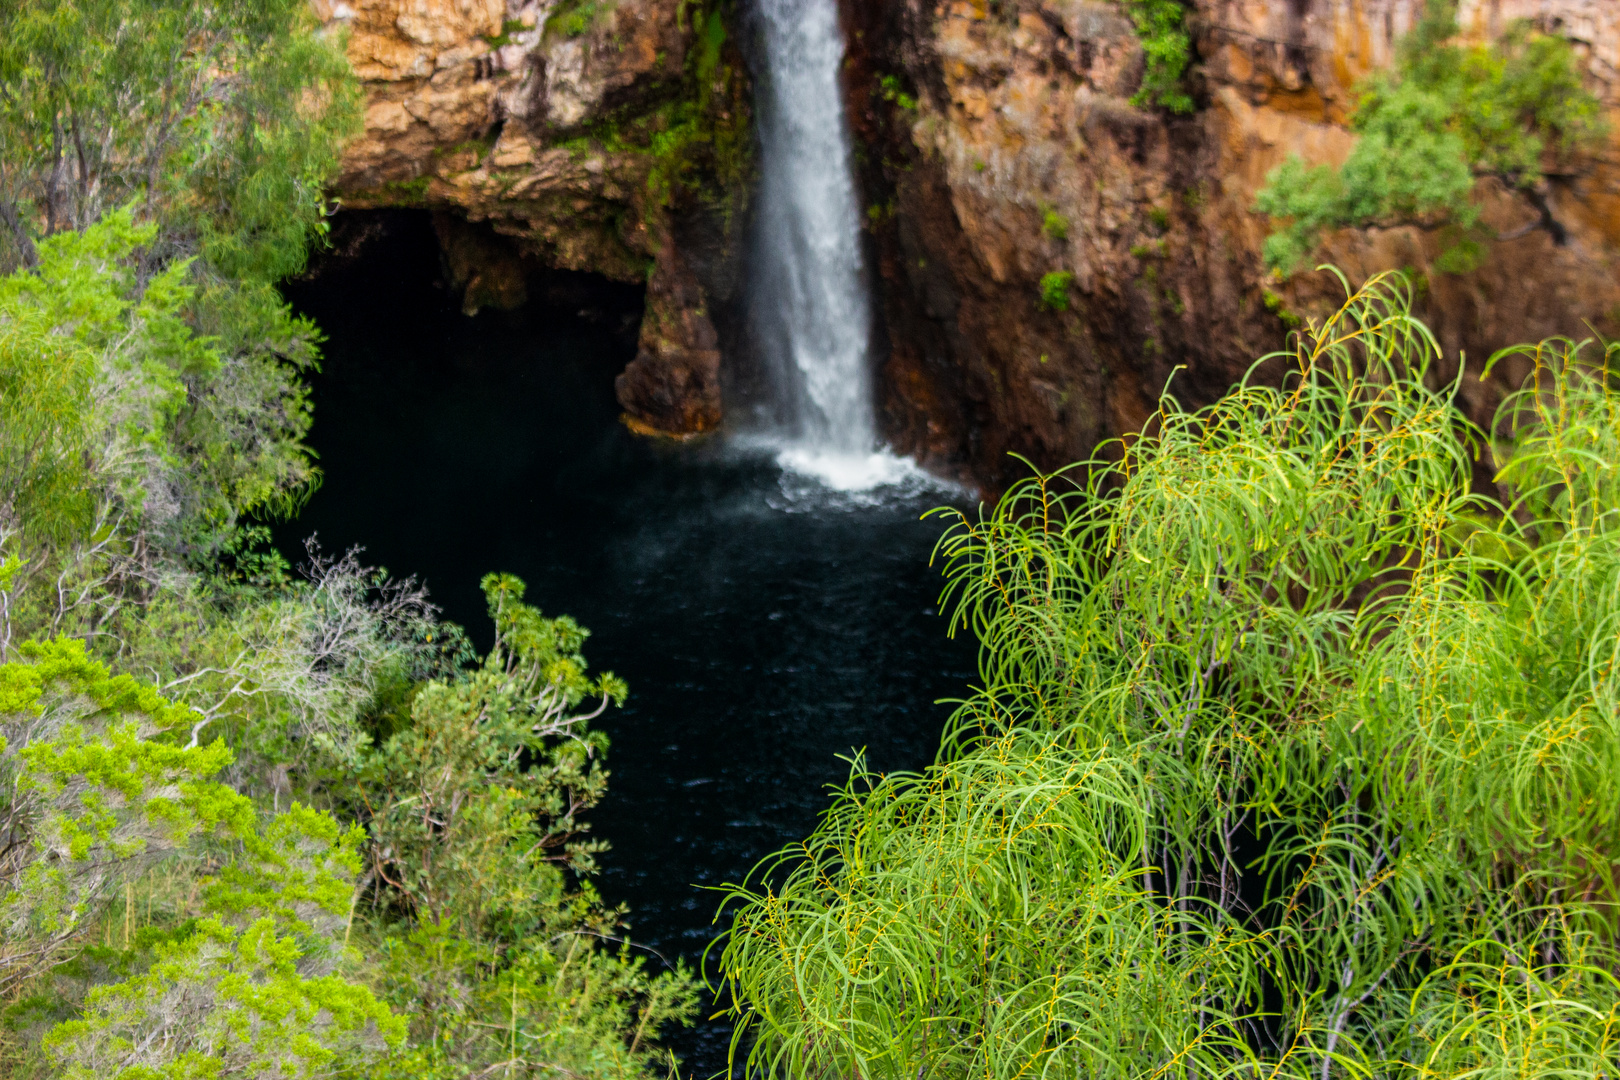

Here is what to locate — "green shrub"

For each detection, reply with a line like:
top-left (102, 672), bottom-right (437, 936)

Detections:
top-left (1041, 206), bottom-right (1070, 240)
top-left (486, 17), bottom-right (528, 47)
top-left (0, 638), bottom-right (402, 1076)
top-left (1038, 270), bottom-right (1074, 311)
top-left (1124, 0), bottom-right (1194, 113)
top-left (549, 0), bottom-right (610, 38)
top-left (0, 0), bottom-right (360, 562)
top-left (352, 574), bottom-right (697, 1080)
top-left (1256, 1), bottom-right (1605, 274)
top-left (717, 270), bottom-right (1620, 1080)
top-left (881, 74), bottom-right (918, 112)
top-left (0, 213), bottom-right (324, 651)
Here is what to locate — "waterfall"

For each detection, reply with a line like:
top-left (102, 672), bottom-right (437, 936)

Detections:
top-left (750, 0), bottom-right (913, 491)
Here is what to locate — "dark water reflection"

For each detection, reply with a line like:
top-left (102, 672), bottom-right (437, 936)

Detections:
top-left (280, 214), bottom-right (979, 1075)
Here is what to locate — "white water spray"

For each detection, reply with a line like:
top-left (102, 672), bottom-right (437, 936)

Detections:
top-left (751, 0), bottom-right (919, 493)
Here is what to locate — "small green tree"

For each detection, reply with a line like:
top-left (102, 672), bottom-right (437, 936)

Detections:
top-left (0, 0), bottom-right (361, 562)
top-left (0, 321), bottom-right (95, 548)
top-left (360, 573), bottom-right (627, 935)
top-left (355, 574), bottom-right (697, 1080)
top-left (0, 0), bottom-right (359, 275)
top-left (0, 210), bottom-right (337, 660)
top-left (1256, 2), bottom-right (1605, 275)
top-left (0, 637), bottom-right (245, 993)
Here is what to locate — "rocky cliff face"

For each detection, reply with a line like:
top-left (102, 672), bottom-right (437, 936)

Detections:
top-left (316, 0), bottom-right (753, 435)
top-left (843, 0), bottom-right (1620, 489)
top-left (322, 0), bottom-right (1620, 488)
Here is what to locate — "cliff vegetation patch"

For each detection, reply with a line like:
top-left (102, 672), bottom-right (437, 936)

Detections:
top-left (1256, 0), bottom-right (1605, 275)
top-left (1038, 269), bottom-right (1075, 311)
top-left (1124, 0), bottom-right (1194, 114)
top-left (556, 1), bottom-right (750, 232)
top-left (547, 0), bottom-right (616, 40)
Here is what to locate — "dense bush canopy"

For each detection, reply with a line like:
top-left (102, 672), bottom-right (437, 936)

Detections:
top-left (0, 2), bottom-right (697, 1076)
top-left (717, 271), bottom-right (1620, 1078)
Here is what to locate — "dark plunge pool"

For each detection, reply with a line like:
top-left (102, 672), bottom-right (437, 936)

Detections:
top-left (279, 213), bottom-right (979, 1075)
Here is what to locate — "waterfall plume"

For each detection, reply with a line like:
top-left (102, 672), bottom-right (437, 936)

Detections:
top-left (750, 0), bottom-right (919, 492)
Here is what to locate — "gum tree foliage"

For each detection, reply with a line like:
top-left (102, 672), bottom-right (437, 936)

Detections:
top-left (0, 4), bottom-right (697, 1077)
top-left (127, 541), bottom-right (464, 798)
top-left (0, 0), bottom-right (360, 280)
top-left (0, 215), bottom-right (455, 804)
top-left (716, 271), bottom-right (1620, 1078)
top-left (1256, 2), bottom-right (1606, 275)
top-left (0, 214), bottom-right (222, 549)
top-left (0, 203), bottom-right (337, 700)
top-left (0, 637), bottom-right (402, 1076)
top-left (361, 573), bottom-right (628, 931)
top-left (0, 572), bottom-right (696, 1079)
top-left (0, 0), bottom-right (362, 559)
top-left (354, 574), bottom-right (699, 1080)
top-left (0, 220), bottom-right (435, 800)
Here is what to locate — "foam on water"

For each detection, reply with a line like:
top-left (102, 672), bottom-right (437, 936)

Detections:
top-left (723, 435), bottom-right (966, 511)
top-left (775, 445), bottom-right (920, 491)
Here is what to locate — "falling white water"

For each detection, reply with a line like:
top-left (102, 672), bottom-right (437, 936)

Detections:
top-left (751, 0), bottom-right (923, 494)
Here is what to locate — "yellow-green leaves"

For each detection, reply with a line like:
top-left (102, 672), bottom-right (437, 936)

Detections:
top-left (13, 636), bottom-right (205, 729)
top-left (481, 573), bottom-right (628, 712)
top-left (1, 637), bottom-right (246, 990)
top-left (45, 916), bottom-right (404, 1080)
top-left (723, 270), bottom-right (1620, 1080)
top-left (1124, 0), bottom-right (1194, 114)
top-left (0, 0), bottom-right (357, 568)
top-left (353, 575), bottom-right (697, 1080)
top-left (717, 742), bottom-right (1262, 1080)
top-left (3, 636), bottom-right (399, 1080)
top-left (201, 803), bottom-right (365, 940)
top-left (362, 575), bottom-right (622, 935)
top-left (40, 811), bottom-right (398, 1077)
top-left (0, 306), bottom-right (97, 545)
